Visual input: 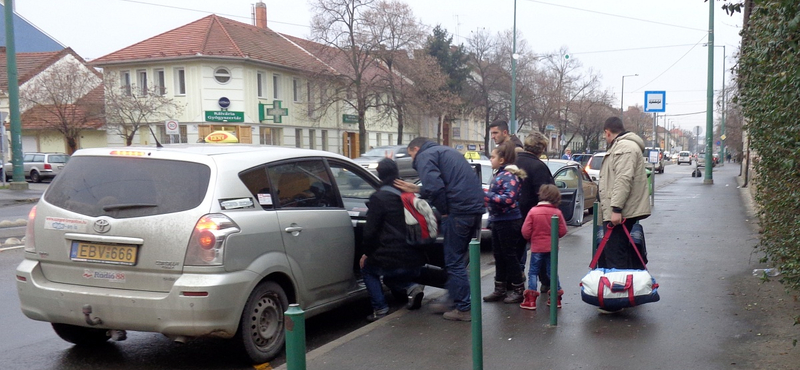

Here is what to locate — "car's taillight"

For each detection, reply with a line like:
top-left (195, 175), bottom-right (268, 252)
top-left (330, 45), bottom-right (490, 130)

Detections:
top-left (24, 206), bottom-right (36, 253)
top-left (184, 214), bottom-right (239, 266)
top-left (43, 163), bottom-right (52, 170)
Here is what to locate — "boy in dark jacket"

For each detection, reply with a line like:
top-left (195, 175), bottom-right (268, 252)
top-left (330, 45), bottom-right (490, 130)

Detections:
top-left (361, 158), bottom-right (426, 322)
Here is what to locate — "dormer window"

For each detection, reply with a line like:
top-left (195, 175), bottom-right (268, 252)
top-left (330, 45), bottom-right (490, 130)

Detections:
top-left (214, 67), bottom-right (231, 84)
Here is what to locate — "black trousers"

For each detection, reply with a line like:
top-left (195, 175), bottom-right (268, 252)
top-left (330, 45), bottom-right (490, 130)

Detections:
top-left (599, 218), bottom-right (646, 270)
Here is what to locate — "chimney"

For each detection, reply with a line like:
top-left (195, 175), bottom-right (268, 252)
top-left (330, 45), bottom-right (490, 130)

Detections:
top-left (255, 1), bottom-right (267, 29)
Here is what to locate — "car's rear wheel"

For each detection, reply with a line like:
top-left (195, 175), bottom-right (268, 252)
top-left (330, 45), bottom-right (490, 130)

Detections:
top-left (30, 170), bottom-right (41, 183)
top-left (235, 281), bottom-right (288, 364)
top-left (51, 323), bottom-right (110, 345)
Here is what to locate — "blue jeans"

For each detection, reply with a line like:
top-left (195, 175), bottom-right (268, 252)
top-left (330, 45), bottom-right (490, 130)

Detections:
top-left (527, 252), bottom-right (561, 291)
top-left (361, 260), bottom-right (420, 311)
top-left (442, 214), bottom-right (481, 312)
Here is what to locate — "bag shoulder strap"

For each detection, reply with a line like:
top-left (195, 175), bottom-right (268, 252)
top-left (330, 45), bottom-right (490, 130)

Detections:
top-left (589, 222), bottom-right (648, 270)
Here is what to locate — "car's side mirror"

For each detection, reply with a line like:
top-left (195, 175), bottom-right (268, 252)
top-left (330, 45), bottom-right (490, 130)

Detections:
top-left (556, 181), bottom-right (567, 189)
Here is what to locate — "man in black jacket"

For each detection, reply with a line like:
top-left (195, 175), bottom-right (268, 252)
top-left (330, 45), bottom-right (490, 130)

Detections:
top-left (361, 158), bottom-right (426, 322)
top-left (395, 137), bottom-right (485, 322)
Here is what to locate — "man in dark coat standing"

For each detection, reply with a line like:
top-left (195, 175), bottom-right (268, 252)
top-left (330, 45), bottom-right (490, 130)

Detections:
top-left (395, 137), bottom-right (485, 322)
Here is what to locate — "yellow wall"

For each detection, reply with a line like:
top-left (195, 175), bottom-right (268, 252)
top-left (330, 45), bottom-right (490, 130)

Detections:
top-left (78, 130), bottom-right (108, 149)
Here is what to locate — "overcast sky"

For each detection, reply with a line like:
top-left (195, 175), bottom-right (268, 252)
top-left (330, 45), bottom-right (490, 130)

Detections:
top-left (16, 0), bottom-right (743, 132)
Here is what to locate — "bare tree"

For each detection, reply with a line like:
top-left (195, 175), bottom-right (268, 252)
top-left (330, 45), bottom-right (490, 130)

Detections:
top-left (19, 57), bottom-right (103, 153)
top-left (310, 0), bottom-right (386, 154)
top-left (464, 28), bottom-right (509, 154)
top-left (364, 0), bottom-right (427, 144)
top-left (569, 90), bottom-right (615, 152)
top-left (103, 73), bottom-right (184, 146)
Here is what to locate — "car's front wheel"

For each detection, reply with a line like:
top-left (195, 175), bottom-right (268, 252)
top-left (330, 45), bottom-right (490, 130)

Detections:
top-left (235, 281), bottom-right (289, 364)
top-left (51, 323), bottom-right (110, 345)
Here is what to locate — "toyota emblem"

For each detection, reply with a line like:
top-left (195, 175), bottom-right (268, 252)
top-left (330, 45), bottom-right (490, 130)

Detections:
top-left (93, 219), bottom-right (111, 234)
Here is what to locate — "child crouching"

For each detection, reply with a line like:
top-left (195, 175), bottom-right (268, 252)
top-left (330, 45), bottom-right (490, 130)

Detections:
top-left (519, 184), bottom-right (568, 310)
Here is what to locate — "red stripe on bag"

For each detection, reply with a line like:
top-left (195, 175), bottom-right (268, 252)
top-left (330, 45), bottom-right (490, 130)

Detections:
top-left (625, 274), bottom-right (635, 307)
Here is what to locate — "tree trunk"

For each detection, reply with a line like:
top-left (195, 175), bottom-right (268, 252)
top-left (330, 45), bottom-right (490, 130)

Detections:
top-left (436, 114), bottom-right (443, 144)
top-left (358, 108), bottom-right (367, 155)
top-left (396, 109), bottom-right (404, 145)
top-left (66, 136), bottom-right (78, 155)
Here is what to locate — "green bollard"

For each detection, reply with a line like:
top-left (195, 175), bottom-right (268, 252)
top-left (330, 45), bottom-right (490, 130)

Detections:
top-left (468, 238), bottom-right (483, 370)
top-left (549, 215), bottom-right (559, 326)
top-left (592, 201), bottom-right (599, 256)
top-left (285, 304), bottom-right (306, 370)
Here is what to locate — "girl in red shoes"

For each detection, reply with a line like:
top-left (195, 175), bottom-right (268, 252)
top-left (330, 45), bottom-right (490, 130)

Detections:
top-left (519, 184), bottom-right (567, 310)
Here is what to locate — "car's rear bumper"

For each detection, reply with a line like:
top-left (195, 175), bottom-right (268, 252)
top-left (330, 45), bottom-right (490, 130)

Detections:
top-left (16, 258), bottom-right (256, 338)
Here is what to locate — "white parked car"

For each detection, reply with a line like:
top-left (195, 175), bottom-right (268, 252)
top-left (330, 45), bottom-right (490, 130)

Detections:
top-left (15, 145), bottom-right (446, 364)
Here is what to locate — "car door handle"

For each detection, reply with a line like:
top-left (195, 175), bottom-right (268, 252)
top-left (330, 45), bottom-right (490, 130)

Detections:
top-left (284, 226), bottom-right (303, 233)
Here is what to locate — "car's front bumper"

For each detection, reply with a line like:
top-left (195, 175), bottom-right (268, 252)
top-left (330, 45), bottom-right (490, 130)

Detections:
top-left (16, 258), bottom-right (257, 338)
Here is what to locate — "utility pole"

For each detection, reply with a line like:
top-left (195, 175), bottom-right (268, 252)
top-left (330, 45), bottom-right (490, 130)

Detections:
top-left (703, 0), bottom-right (715, 184)
top-left (510, 0), bottom-right (518, 134)
top-left (4, 0), bottom-right (28, 190)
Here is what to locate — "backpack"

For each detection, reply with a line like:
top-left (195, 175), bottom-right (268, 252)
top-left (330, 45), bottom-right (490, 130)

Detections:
top-left (380, 186), bottom-right (438, 245)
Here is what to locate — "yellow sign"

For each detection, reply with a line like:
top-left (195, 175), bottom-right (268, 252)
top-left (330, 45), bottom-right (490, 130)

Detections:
top-left (205, 130), bottom-right (239, 143)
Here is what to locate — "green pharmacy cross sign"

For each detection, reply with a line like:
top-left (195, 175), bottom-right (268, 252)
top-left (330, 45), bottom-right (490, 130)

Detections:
top-left (259, 100), bottom-right (289, 123)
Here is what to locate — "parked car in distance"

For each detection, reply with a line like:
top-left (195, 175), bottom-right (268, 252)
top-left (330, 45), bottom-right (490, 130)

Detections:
top-left (585, 152), bottom-right (608, 182)
top-left (467, 159), bottom-right (493, 246)
top-left (571, 153), bottom-right (592, 167)
top-left (543, 158), bottom-right (599, 226)
top-left (353, 145), bottom-right (417, 179)
top-left (15, 145), bottom-right (446, 364)
top-left (3, 152), bottom-right (70, 182)
top-left (643, 147), bottom-right (665, 174)
top-left (677, 150), bottom-right (693, 165)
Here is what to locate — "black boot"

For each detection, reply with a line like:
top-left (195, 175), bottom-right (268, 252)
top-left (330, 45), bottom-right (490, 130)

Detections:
top-left (483, 281), bottom-right (507, 302)
top-left (504, 282), bottom-right (525, 303)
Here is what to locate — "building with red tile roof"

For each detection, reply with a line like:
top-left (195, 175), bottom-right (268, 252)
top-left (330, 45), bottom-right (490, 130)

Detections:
top-left (1, 47), bottom-right (105, 155)
top-left (91, 5), bottom-right (411, 156)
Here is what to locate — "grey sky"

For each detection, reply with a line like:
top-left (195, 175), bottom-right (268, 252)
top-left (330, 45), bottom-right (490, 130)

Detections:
top-left (16, 0), bottom-right (743, 132)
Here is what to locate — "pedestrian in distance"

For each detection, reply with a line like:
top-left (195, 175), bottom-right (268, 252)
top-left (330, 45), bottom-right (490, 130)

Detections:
top-left (360, 158), bottom-right (426, 322)
top-left (519, 184), bottom-right (568, 310)
top-left (394, 137), bottom-right (485, 322)
top-left (515, 132), bottom-right (556, 294)
top-left (561, 148), bottom-right (573, 160)
top-left (482, 142), bottom-right (528, 304)
top-left (597, 116), bottom-right (651, 270)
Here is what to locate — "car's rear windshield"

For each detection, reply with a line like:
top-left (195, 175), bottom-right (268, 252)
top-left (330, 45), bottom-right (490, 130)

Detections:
top-left (44, 156), bottom-right (210, 218)
top-left (47, 155), bottom-right (69, 164)
top-left (589, 155), bottom-right (605, 170)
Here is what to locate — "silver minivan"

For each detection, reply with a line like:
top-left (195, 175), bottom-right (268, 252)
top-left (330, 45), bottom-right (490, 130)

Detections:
top-left (15, 145), bottom-right (442, 363)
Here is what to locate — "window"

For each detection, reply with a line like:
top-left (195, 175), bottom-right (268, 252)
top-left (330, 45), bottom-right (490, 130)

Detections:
top-left (214, 67), bottom-right (231, 84)
top-left (293, 78), bottom-right (301, 102)
top-left (174, 68), bottom-right (186, 95)
top-left (259, 127), bottom-right (282, 146)
top-left (120, 70), bottom-right (131, 96)
top-left (239, 165), bottom-right (273, 210)
top-left (329, 162), bottom-right (376, 201)
top-left (137, 70), bottom-right (148, 95)
top-left (154, 69), bottom-right (166, 95)
top-left (308, 129), bottom-right (316, 149)
top-left (375, 133), bottom-right (381, 147)
top-left (257, 72), bottom-right (265, 98)
top-left (295, 129), bottom-right (303, 148)
top-left (307, 81), bottom-right (314, 116)
top-left (321, 130), bottom-right (328, 151)
top-left (273, 74), bottom-right (281, 99)
top-left (268, 160), bottom-right (336, 208)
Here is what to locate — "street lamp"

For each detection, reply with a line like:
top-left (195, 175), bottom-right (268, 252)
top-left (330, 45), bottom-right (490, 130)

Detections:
top-left (620, 74), bottom-right (638, 121)
top-left (510, 0), bottom-right (518, 134)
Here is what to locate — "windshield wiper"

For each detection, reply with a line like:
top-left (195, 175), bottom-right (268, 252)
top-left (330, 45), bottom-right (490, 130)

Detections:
top-left (102, 203), bottom-right (158, 211)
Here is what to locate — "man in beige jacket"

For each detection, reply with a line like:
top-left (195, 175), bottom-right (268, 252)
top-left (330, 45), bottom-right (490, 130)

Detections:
top-left (598, 116), bottom-right (651, 270)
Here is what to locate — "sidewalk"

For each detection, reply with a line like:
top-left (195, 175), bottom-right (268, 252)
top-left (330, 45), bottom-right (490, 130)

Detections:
top-left (276, 163), bottom-right (799, 370)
